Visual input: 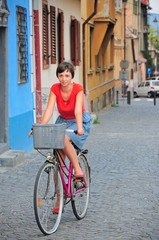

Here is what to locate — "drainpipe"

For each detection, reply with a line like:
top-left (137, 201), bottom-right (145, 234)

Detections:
top-left (82, 0), bottom-right (98, 94)
top-left (33, 0), bottom-right (42, 123)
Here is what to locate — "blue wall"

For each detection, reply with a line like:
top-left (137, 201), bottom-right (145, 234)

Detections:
top-left (7, 0), bottom-right (34, 152)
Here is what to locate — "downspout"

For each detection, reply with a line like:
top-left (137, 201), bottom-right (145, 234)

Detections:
top-left (33, 0), bottom-right (42, 123)
top-left (82, 0), bottom-right (98, 94)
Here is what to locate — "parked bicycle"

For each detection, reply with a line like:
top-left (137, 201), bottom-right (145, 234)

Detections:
top-left (32, 123), bottom-right (91, 235)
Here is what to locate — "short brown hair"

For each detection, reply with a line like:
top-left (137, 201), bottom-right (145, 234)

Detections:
top-left (56, 62), bottom-right (74, 78)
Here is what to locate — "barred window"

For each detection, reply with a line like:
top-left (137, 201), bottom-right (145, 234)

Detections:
top-left (16, 6), bottom-right (28, 84)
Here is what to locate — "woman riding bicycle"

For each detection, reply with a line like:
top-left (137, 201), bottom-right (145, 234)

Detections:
top-left (28, 61), bottom-right (92, 180)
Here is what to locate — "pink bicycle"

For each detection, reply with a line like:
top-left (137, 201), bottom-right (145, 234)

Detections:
top-left (32, 123), bottom-right (90, 235)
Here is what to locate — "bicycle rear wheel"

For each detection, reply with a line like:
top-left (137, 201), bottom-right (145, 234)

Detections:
top-left (71, 154), bottom-right (90, 219)
top-left (34, 162), bottom-right (63, 235)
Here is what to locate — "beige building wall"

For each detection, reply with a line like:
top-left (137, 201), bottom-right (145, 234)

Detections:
top-left (35, 0), bottom-right (81, 122)
top-left (114, 8), bottom-right (124, 92)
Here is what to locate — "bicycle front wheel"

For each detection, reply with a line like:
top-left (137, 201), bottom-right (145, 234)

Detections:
top-left (71, 154), bottom-right (90, 219)
top-left (34, 162), bottom-right (63, 235)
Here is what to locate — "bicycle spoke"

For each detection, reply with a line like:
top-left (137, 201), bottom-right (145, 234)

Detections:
top-left (34, 162), bottom-right (63, 235)
top-left (71, 154), bottom-right (90, 219)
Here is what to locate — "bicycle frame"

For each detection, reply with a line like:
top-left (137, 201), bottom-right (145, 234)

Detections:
top-left (55, 149), bottom-right (87, 199)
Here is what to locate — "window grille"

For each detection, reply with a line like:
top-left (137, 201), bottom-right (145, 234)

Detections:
top-left (16, 6), bottom-right (28, 84)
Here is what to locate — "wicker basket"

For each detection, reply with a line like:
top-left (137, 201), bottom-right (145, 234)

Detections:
top-left (32, 123), bottom-right (66, 149)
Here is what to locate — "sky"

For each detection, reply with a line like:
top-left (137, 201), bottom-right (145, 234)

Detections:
top-left (148, 0), bottom-right (159, 27)
top-left (149, 0), bottom-right (159, 14)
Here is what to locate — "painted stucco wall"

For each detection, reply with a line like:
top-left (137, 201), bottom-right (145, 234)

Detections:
top-left (7, 0), bottom-right (34, 152)
top-left (37, 0), bottom-right (81, 123)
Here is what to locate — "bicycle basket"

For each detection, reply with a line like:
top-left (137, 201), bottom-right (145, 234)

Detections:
top-left (32, 123), bottom-right (66, 149)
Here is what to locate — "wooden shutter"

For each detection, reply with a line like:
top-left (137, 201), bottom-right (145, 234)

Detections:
top-left (58, 9), bottom-right (64, 63)
top-left (77, 20), bottom-right (80, 65)
top-left (71, 18), bottom-right (75, 65)
top-left (42, 3), bottom-right (49, 68)
top-left (50, 6), bottom-right (56, 64)
top-left (71, 17), bottom-right (80, 66)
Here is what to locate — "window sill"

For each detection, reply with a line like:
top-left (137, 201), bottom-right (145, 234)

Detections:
top-left (88, 68), bottom-right (94, 74)
top-left (102, 66), bottom-right (107, 71)
top-left (96, 67), bottom-right (102, 73)
top-left (108, 64), bottom-right (114, 70)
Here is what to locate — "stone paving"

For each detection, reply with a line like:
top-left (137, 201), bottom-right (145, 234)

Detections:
top-left (0, 97), bottom-right (159, 240)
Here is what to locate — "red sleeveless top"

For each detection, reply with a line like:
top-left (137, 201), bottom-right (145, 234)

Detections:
top-left (51, 83), bottom-right (84, 119)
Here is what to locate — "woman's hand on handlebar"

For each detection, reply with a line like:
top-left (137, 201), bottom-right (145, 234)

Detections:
top-left (28, 130), bottom-right (33, 138)
top-left (77, 129), bottom-right (84, 135)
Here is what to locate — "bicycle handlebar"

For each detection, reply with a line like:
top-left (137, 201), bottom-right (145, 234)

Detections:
top-left (65, 129), bottom-right (78, 135)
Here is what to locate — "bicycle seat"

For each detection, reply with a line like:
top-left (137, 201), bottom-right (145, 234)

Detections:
top-left (71, 141), bottom-right (88, 155)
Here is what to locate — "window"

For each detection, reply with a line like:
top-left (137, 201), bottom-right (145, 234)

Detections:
top-left (71, 17), bottom-right (80, 66)
top-left (110, 34), bottom-right (114, 65)
top-left (96, 54), bottom-right (101, 69)
top-left (133, 0), bottom-right (138, 15)
top-left (103, 92), bottom-right (106, 108)
top-left (145, 82), bottom-right (150, 87)
top-left (131, 69), bottom-right (133, 79)
top-left (58, 9), bottom-right (64, 64)
top-left (42, 2), bottom-right (49, 68)
top-left (89, 26), bottom-right (94, 69)
top-left (16, 6), bottom-right (28, 84)
top-left (50, 6), bottom-right (56, 64)
top-left (115, 0), bottom-right (122, 11)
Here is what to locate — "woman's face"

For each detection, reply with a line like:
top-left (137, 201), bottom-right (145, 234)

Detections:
top-left (58, 70), bottom-right (72, 87)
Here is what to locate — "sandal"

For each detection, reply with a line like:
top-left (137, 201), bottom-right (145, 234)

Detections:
top-left (75, 173), bottom-right (85, 181)
top-left (53, 207), bottom-right (59, 214)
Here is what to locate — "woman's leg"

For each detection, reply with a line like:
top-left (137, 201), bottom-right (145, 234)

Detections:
top-left (63, 135), bottom-right (83, 176)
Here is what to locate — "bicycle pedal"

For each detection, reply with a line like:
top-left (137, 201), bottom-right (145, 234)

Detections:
top-left (74, 178), bottom-right (83, 182)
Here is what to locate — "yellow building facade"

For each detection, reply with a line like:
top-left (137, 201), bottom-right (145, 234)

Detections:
top-left (81, 0), bottom-right (116, 113)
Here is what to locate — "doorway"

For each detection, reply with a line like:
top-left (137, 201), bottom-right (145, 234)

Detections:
top-left (0, 27), bottom-right (9, 153)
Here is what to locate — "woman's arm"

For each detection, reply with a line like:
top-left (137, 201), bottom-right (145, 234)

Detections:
top-left (28, 90), bottom-right (56, 138)
top-left (75, 91), bottom-right (84, 135)
top-left (41, 90), bottom-right (56, 124)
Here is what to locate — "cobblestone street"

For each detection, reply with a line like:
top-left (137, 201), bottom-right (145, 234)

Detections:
top-left (0, 98), bottom-right (159, 240)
